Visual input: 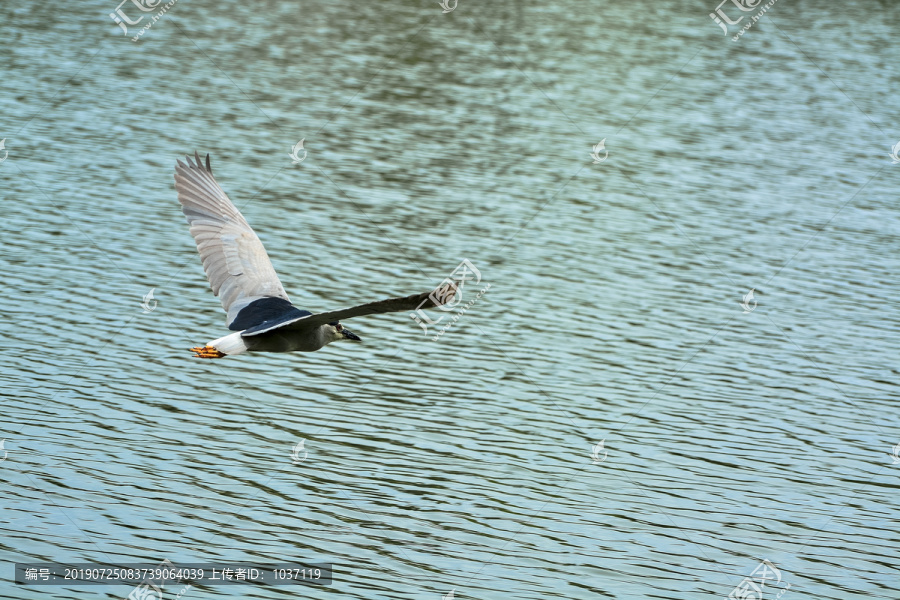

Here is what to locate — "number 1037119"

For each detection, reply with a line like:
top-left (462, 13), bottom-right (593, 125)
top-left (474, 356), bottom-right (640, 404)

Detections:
top-left (272, 568), bottom-right (321, 580)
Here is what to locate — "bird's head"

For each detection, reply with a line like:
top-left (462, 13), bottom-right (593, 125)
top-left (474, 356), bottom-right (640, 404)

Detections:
top-left (328, 321), bottom-right (361, 343)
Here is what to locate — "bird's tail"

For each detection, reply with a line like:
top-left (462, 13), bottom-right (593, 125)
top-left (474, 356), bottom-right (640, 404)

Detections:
top-left (208, 331), bottom-right (249, 355)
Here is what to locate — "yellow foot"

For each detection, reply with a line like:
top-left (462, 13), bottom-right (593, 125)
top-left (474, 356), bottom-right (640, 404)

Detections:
top-left (190, 345), bottom-right (226, 359)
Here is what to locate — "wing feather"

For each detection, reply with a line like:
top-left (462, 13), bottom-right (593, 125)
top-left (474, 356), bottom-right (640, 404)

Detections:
top-left (241, 288), bottom-right (453, 337)
top-left (174, 153), bottom-right (290, 327)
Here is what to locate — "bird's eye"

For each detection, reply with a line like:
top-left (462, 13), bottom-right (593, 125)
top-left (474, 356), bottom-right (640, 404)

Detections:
top-left (336, 324), bottom-right (343, 331)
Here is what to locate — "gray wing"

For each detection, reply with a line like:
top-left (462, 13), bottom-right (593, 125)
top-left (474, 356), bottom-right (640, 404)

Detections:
top-left (241, 288), bottom-right (452, 337)
top-left (174, 152), bottom-right (290, 327)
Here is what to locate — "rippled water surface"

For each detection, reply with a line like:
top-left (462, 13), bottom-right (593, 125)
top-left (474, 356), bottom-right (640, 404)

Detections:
top-left (2, 1), bottom-right (899, 599)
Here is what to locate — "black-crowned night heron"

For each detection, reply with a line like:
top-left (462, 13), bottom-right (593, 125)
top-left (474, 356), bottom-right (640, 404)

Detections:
top-left (174, 152), bottom-right (450, 359)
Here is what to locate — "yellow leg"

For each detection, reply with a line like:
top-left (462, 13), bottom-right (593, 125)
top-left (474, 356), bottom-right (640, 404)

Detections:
top-left (190, 345), bottom-right (226, 359)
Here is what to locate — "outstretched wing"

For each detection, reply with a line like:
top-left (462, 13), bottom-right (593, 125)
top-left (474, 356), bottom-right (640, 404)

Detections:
top-left (174, 152), bottom-right (290, 327)
top-left (241, 289), bottom-right (450, 337)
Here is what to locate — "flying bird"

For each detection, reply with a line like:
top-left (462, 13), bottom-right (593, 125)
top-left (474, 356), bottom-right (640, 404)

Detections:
top-left (174, 152), bottom-right (451, 358)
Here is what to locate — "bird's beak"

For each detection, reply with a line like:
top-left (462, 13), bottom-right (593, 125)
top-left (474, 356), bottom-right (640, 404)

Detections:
top-left (342, 329), bottom-right (361, 342)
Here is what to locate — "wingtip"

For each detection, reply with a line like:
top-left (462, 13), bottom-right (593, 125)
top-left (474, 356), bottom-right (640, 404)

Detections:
top-left (177, 152), bottom-right (213, 174)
